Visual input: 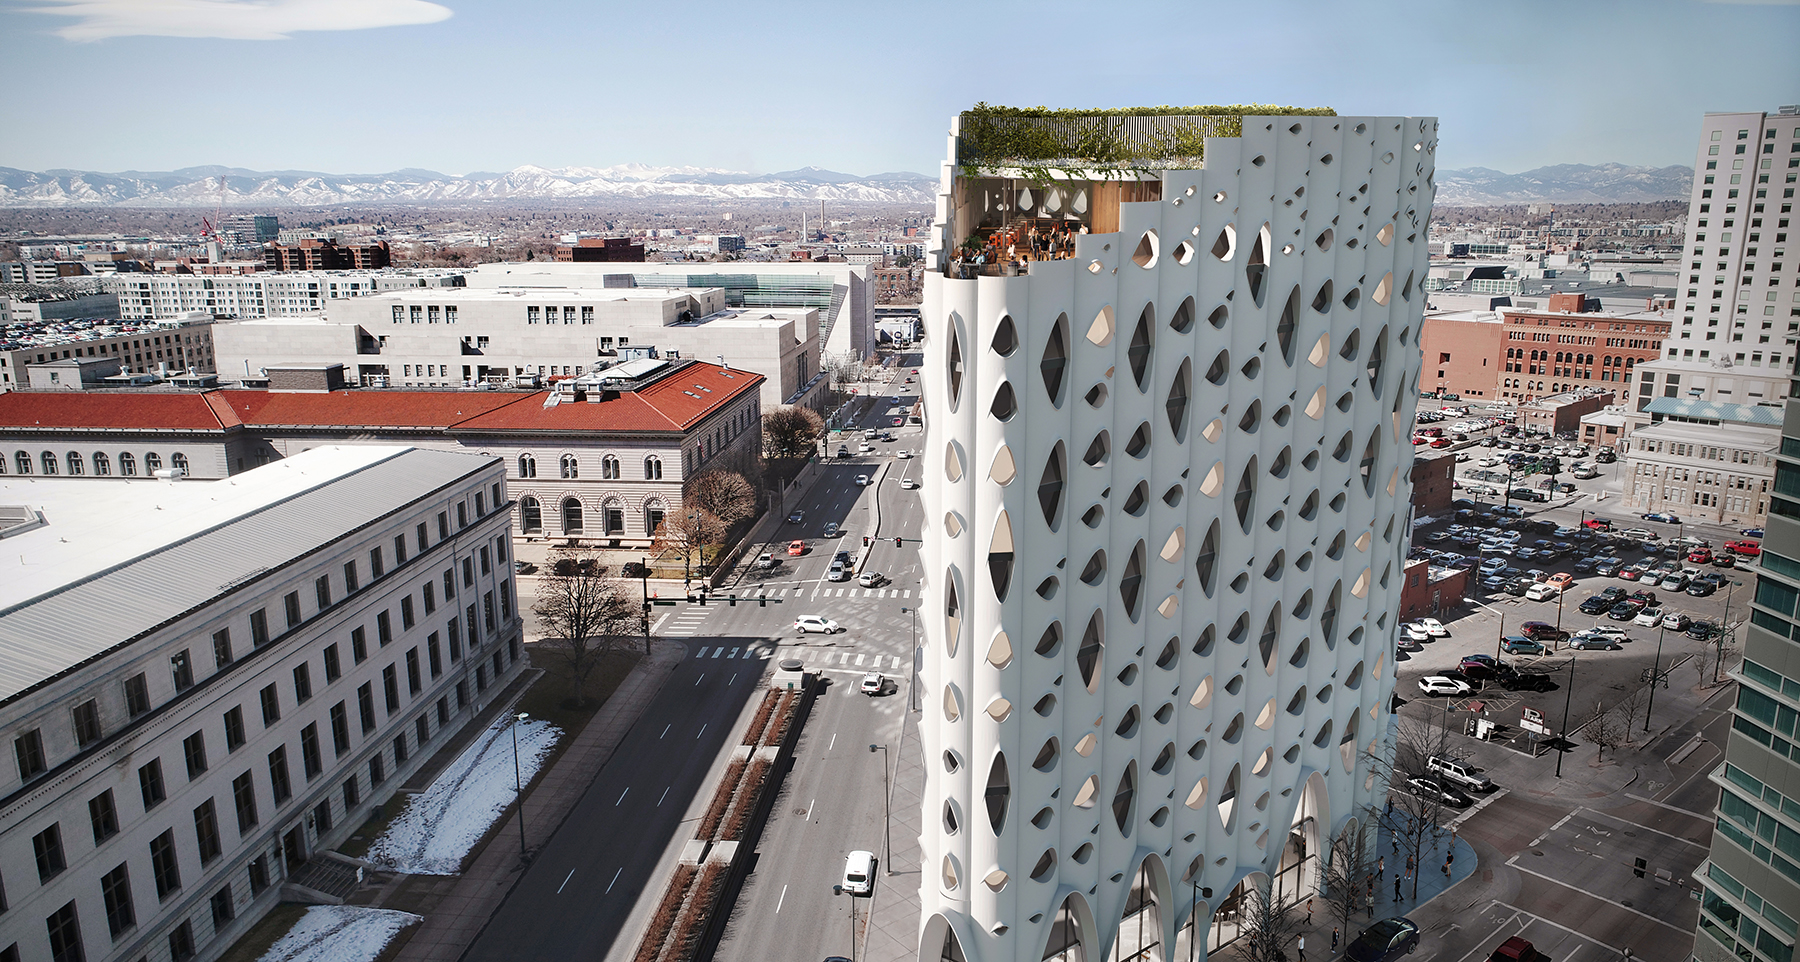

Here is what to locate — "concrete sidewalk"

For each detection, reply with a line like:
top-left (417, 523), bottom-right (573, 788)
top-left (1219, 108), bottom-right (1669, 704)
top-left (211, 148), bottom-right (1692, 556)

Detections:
top-left (380, 638), bottom-right (687, 962)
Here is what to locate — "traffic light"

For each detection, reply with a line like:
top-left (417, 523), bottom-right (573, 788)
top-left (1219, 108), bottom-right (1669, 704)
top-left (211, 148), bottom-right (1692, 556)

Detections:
top-left (895, 537), bottom-right (903, 548)
top-left (863, 536), bottom-right (871, 547)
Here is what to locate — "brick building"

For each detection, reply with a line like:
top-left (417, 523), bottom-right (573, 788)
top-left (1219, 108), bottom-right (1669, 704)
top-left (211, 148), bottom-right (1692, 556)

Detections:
top-left (1419, 310), bottom-right (1505, 398)
top-left (1496, 297), bottom-right (1670, 403)
top-left (1399, 558), bottom-right (1467, 620)
top-left (1411, 449), bottom-right (1456, 516)
top-left (554, 238), bottom-right (646, 263)
top-left (262, 240), bottom-right (392, 272)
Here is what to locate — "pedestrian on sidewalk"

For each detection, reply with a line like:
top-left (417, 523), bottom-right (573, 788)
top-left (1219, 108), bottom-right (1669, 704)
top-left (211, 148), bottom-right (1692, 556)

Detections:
top-left (1333, 928), bottom-right (1340, 953)
top-left (1378, 855), bottom-right (1385, 882)
top-left (1298, 934), bottom-right (1306, 962)
top-left (1307, 896), bottom-right (1313, 924)
top-left (1406, 853), bottom-right (1415, 875)
top-left (1443, 854), bottom-right (1452, 877)
top-left (1366, 891), bottom-right (1375, 919)
top-left (1394, 875), bottom-right (1402, 902)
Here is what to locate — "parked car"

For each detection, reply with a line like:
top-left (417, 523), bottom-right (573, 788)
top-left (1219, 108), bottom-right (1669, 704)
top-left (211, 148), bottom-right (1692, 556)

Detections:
top-left (1459, 654), bottom-right (1511, 680)
top-left (1525, 583), bottom-right (1560, 601)
top-left (788, 539), bottom-right (808, 556)
top-left (1585, 624), bottom-right (1631, 643)
top-left (1414, 618), bottom-right (1449, 638)
top-left (1346, 918), bottom-right (1425, 962)
top-left (1503, 672), bottom-right (1557, 691)
top-left (1519, 621), bottom-right (1568, 642)
top-left (1566, 632), bottom-right (1618, 651)
top-left (795, 615), bottom-right (845, 634)
top-left (1405, 776), bottom-right (1473, 808)
top-left (1418, 675), bottom-right (1474, 697)
top-left (899, 477), bottom-right (920, 489)
top-left (1401, 623), bottom-right (1431, 644)
top-left (1642, 512), bottom-right (1681, 523)
top-left (1662, 612), bottom-right (1692, 631)
top-left (1621, 528), bottom-right (1658, 540)
top-left (1687, 620), bottom-right (1722, 640)
top-left (841, 850), bottom-right (876, 894)
top-left (1427, 754), bottom-right (1495, 792)
top-left (1634, 606), bottom-right (1665, 627)
top-left (1500, 636), bottom-right (1548, 655)
top-left (1727, 539), bottom-right (1762, 556)
top-left (1686, 579), bottom-right (1718, 597)
top-left (1490, 938), bottom-right (1548, 962)
top-left (1687, 548), bottom-right (1714, 564)
top-left (757, 552), bottom-right (780, 569)
top-left (1742, 527), bottom-right (1766, 538)
top-left (1546, 572), bottom-right (1575, 590)
top-left (1658, 573), bottom-right (1690, 592)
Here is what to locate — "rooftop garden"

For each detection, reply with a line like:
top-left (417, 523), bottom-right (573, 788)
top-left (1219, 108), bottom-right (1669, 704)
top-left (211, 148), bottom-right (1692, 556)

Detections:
top-left (957, 103), bottom-right (1336, 180)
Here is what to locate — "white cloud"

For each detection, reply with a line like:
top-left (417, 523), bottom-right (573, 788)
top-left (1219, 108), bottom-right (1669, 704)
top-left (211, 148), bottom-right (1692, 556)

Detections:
top-left (23, 0), bottom-right (453, 41)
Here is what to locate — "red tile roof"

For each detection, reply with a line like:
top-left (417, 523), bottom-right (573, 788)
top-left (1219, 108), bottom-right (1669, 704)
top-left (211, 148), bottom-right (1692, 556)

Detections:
top-left (456, 363), bottom-right (763, 434)
top-left (0, 392), bottom-right (228, 431)
top-left (219, 390), bottom-right (534, 429)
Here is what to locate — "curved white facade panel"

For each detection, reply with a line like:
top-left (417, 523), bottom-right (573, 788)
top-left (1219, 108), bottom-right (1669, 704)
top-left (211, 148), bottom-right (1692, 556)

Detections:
top-left (917, 113), bottom-right (1436, 962)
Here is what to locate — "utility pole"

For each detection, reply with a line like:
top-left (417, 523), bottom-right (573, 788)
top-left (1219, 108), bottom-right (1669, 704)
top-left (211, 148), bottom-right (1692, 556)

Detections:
top-left (510, 712), bottom-right (531, 861)
top-left (870, 744), bottom-right (892, 874)
top-left (1644, 625), bottom-right (1667, 733)
top-left (1555, 651), bottom-right (1577, 778)
top-left (639, 555), bottom-right (652, 655)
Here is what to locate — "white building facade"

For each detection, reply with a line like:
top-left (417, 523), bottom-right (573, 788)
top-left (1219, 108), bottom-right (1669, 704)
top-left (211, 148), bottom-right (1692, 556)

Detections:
top-left (916, 111), bottom-right (1434, 962)
top-left (103, 270), bottom-right (468, 322)
top-left (0, 446), bottom-right (526, 962)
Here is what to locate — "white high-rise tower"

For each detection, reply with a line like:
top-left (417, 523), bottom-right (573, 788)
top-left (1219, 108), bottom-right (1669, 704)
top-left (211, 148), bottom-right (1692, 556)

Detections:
top-left (915, 107), bottom-right (1436, 962)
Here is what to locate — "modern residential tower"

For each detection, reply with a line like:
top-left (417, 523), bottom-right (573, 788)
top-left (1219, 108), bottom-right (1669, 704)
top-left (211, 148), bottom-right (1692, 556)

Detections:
top-left (917, 107), bottom-right (1435, 961)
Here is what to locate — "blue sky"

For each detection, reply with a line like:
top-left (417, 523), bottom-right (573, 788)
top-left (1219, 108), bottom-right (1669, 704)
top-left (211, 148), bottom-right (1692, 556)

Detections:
top-left (1, 0), bottom-right (1796, 177)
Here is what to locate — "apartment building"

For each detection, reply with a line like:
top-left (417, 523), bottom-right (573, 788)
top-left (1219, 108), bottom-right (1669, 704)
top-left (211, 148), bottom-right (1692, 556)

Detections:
top-left (917, 108), bottom-right (1431, 962)
top-left (1666, 108), bottom-right (1800, 371)
top-left (261, 240), bottom-right (391, 272)
top-left (1495, 300), bottom-right (1670, 402)
top-left (102, 270), bottom-right (467, 322)
top-left (1688, 344), bottom-right (1800, 962)
top-left (0, 317), bottom-right (217, 390)
top-left (0, 445), bottom-right (526, 962)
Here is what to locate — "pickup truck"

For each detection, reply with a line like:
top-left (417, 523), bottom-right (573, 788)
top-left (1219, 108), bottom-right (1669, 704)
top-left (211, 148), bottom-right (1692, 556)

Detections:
top-left (1489, 938), bottom-right (1546, 962)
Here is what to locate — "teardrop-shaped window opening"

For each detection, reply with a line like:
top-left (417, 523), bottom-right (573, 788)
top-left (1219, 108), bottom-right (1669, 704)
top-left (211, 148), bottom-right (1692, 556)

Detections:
top-left (1166, 359), bottom-right (1191, 440)
top-left (1332, 431), bottom-right (1353, 462)
top-left (1376, 222), bottom-right (1394, 246)
top-left (1032, 738), bottom-right (1059, 772)
top-left (1371, 272), bottom-right (1393, 306)
top-left (1125, 422), bottom-right (1151, 459)
top-left (1034, 692), bottom-right (1057, 716)
top-left (1074, 733), bottom-right (1097, 757)
top-left (1205, 349), bottom-right (1229, 385)
top-left (1241, 356), bottom-right (1261, 380)
top-left (1252, 746), bottom-right (1273, 775)
top-left (947, 321), bottom-right (965, 411)
top-left (1038, 442), bottom-right (1066, 529)
top-left (1313, 719), bottom-right (1333, 748)
top-left (1077, 611), bottom-right (1104, 692)
top-left (1184, 776), bottom-right (1209, 810)
top-left (990, 381), bottom-right (1018, 421)
top-left (1264, 549), bottom-right (1285, 582)
top-left (945, 441), bottom-right (964, 482)
top-left (1160, 526), bottom-right (1185, 563)
top-left (1128, 305), bottom-right (1154, 391)
top-left (988, 512), bottom-right (1015, 602)
top-left (1163, 484), bottom-right (1183, 507)
top-left (1340, 715), bottom-right (1359, 773)
top-left (1173, 240), bottom-right (1196, 265)
top-left (1152, 744), bottom-right (1175, 777)
top-left (989, 444), bottom-right (1017, 486)
top-left (1202, 418), bottom-right (1223, 443)
top-left (944, 511), bottom-right (964, 538)
top-left (1111, 761), bottom-right (1138, 836)
top-left (986, 696), bottom-right (1013, 723)
top-left (1307, 331), bottom-right (1330, 367)
top-left (1087, 306), bottom-right (1115, 347)
top-left (1156, 637), bottom-right (1179, 669)
top-left (991, 315), bottom-right (1018, 356)
top-left (1360, 432), bottom-right (1380, 496)
top-left (1245, 223), bottom-right (1271, 306)
top-left (1312, 279), bottom-right (1334, 314)
top-left (1035, 621), bottom-right (1062, 657)
top-left (1132, 230), bottom-right (1159, 269)
top-left (1115, 706), bottom-right (1140, 739)
top-left (1343, 286), bottom-right (1361, 310)
top-left (1286, 688), bottom-right (1308, 716)
top-left (1270, 446), bottom-right (1291, 478)
top-left (1336, 391), bottom-right (1354, 412)
top-left (944, 575), bottom-right (961, 656)
top-left (943, 682), bottom-right (962, 722)
top-left (1170, 297), bottom-right (1195, 333)
top-left (1290, 637), bottom-right (1310, 668)
top-left (1238, 399), bottom-right (1261, 434)
top-left (1208, 304), bottom-right (1228, 329)
top-left (1299, 489), bottom-right (1318, 520)
top-left (1339, 328), bottom-right (1360, 360)
top-left (1211, 224), bottom-right (1236, 261)
top-left (1366, 326), bottom-right (1388, 397)
top-left (1327, 530), bottom-right (1345, 559)
top-left (1276, 285), bottom-right (1300, 364)
top-left (1223, 714), bottom-right (1244, 743)
top-left (1195, 519), bottom-right (1219, 596)
top-left (1041, 314), bottom-right (1069, 405)
top-left (1073, 776), bottom-right (1100, 809)
top-left (1084, 382), bottom-right (1108, 408)
top-left (1259, 604), bottom-right (1281, 675)
top-left (1190, 675), bottom-right (1213, 710)
top-left (943, 800), bottom-right (960, 835)
top-left (1401, 269), bottom-right (1415, 302)
top-left (1217, 764), bottom-right (1240, 830)
top-left (1081, 504), bottom-right (1104, 528)
top-left (985, 754), bottom-right (1010, 834)
top-left (1119, 542), bottom-right (1146, 620)
top-left (1123, 481), bottom-right (1148, 517)
top-left (1315, 228), bottom-right (1334, 251)
top-left (1233, 457), bottom-right (1258, 533)
top-left (1080, 550), bottom-right (1106, 586)
top-left (1083, 431), bottom-right (1110, 467)
top-left (1030, 850), bottom-right (1057, 882)
top-left (1193, 624), bottom-right (1215, 657)
top-left (1352, 566), bottom-right (1371, 598)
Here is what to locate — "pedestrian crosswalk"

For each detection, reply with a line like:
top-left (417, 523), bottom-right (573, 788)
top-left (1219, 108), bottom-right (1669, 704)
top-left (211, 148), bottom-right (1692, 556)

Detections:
top-left (686, 645), bottom-right (906, 671)
top-left (729, 586), bottom-right (913, 600)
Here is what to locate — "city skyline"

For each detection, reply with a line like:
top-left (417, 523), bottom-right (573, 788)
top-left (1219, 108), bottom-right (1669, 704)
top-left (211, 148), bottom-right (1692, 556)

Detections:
top-left (0, 0), bottom-right (1794, 178)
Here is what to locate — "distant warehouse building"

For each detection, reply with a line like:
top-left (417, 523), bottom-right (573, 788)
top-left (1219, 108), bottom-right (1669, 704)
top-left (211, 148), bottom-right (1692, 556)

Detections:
top-left (0, 445), bottom-right (526, 962)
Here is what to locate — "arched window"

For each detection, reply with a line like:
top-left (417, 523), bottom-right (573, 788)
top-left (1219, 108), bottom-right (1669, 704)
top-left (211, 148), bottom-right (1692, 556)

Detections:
top-left (520, 496), bottom-right (542, 533)
top-left (561, 497), bottom-right (583, 533)
top-left (66, 452), bottom-right (83, 475)
top-left (518, 454), bottom-right (537, 478)
top-left (145, 452), bottom-right (163, 472)
top-left (560, 454), bottom-right (579, 479)
top-left (602, 455), bottom-right (620, 480)
top-left (41, 451), bottom-right (58, 475)
top-left (644, 456), bottom-right (662, 480)
top-left (17, 451), bottom-right (33, 474)
top-left (93, 452), bottom-right (110, 476)
top-left (119, 452), bottom-right (136, 476)
top-left (170, 452), bottom-right (188, 474)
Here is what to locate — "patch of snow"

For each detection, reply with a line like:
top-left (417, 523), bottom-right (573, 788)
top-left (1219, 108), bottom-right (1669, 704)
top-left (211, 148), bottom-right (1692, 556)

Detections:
top-left (258, 905), bottom-right (422, 962)
top-left (364, 717), bottom-right (562, 875)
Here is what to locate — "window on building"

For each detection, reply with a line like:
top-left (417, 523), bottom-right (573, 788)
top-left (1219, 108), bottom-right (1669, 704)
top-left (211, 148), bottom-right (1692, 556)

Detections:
top-left (100, 863), bottom-right (135, 938)
top-left (32, 824), bottom-right (66, 882)
top-left (138, 758), bottom-right (165, 810)
top-left (223, 706), bottom-right (245, 752)
top-left (331, 703), bottom-right (350, 755)
top-left (71, 700), bottom-right (101, 749)
top-left (88, 789), bottom-right (118, 844)
top-left (193, 799), bottom-right (221, 865)
top-left (267, 746), bottom-right (291, 804)
top-left (358, 683), bottom-right (376, 733)
top-left (300, 724), bottom-right (322, 780)
top-left (324, 643), bottom-right (341, 682)
top-left (150, 829), bottom-right (181, 899)
top-left (182, 731), bottom-right (207, 780)
top-left (171, 650), bottom-right (194, 692)
top-left (46, 900), bottom-right (83, 962)
top-left (232, 772), bottom-right (257, 833)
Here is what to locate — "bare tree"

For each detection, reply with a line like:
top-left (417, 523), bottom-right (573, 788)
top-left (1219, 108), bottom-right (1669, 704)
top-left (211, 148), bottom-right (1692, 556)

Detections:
top-left (652, 508), bottom-right (726, 585)
top-left (1326, 819), bottom-right (1376, 948)
top-left (762, 405), bottom-right (824, 458)
top-left (531, 549), bottom-right (640, 707)
top-left (1237, 881), bottom-right (1298, 962)
top-left (1615, 687), bottom-right (1648, 743)
top-left (685, 470), bottom-right (757, 525)
top-left (1586, 701), bottom-right (1624, 762)
top-left (1371, 713), bottom-right (1453, 900)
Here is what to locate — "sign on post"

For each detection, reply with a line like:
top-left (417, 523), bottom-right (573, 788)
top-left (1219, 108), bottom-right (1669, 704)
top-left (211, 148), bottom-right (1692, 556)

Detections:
top-left (1520, 706), bottom-right (1550, 736)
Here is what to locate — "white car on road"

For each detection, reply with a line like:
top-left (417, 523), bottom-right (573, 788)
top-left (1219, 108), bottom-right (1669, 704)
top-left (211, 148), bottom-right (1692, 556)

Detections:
top-left (794, 615), bottom-right (844, 634)
top-left (1418, 676), bottom-right (1474, 697)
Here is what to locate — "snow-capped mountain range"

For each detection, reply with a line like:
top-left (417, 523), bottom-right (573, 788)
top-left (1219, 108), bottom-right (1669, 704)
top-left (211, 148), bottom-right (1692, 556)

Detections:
top-left (0, 164), bottom-right (939, 207)
top-left (0, 161), bottom-right (1692, 208)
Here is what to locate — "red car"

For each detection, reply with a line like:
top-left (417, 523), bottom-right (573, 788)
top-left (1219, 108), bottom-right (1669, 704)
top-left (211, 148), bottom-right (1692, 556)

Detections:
top-left (1412, 436), bottom-right (1429, 445)
top-left (1727, 539), bottom-right (1762, 556)
top-left (1582, 518), bottom-right (1612, 530)
top-left (1688, 548), bottom-right (1714, 564)
top-left (787, 539), bottom-right (807, 556)
top-left (1430, 437), bottom-right (1453, 448)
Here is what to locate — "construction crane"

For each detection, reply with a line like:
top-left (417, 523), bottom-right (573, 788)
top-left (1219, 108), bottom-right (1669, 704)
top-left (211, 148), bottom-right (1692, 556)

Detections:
top-left (199, 175), bottom-right (227, 262)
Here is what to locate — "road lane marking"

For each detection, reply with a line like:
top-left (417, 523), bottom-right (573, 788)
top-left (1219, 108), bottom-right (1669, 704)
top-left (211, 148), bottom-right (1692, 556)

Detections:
top-left (660, 724), bottom-right (670, 738)
top-left (806, 798), bottom-right (815, 819)
top-left (777, 884), bottom-right (789, 913)
top-left (729, 647), bottom-right (740, 658)
top-left (616, 787), bottom-right (629, 805)
top-left (696, 723), bottom-right (707, 739)
top-left (728, 673), bottom-right (737, 685)
top-left (856, 654), bottom-right (867, 665)
top-left (1503, 858), bottom-right (1691, 934)
top-left (1578, 805), bottom-right (1709, 848)
top-left (606, 867), bottom-right (622, 893)
top-left (658, 786), bottom-right (670, 806)
top-left (558, 869), bottom-right (575, 894)
top-left (695, 674), bottom-right (705, 685)
top-left (828, 734), bottom-right (836, 752)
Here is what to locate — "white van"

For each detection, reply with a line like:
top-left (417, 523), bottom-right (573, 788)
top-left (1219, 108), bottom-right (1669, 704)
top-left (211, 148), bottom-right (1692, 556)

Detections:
top-left (842, 850), bottom-right (876, 895)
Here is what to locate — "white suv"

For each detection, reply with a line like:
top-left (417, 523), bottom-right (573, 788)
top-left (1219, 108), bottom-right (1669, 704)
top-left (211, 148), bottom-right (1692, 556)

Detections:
top-left (794, 615), bottom-right (844, 634)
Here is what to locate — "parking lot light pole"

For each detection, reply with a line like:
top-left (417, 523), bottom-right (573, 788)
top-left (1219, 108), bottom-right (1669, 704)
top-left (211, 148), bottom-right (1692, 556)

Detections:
top-left (1556, 651), bottom-right (1577, 778)
top-left (1718, 579), bottom-right (1745, 684)
top-left (1552, 588), bottom-right (1566, 654)
top-left (1644, 625), bottom-right (1667, 734)
top-left (511, 712), bottom-right (531, 861)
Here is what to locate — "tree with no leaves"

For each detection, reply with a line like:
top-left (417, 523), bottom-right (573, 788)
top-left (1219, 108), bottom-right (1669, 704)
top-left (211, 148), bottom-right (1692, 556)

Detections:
top-left (762, 405), bottom-right (824, 458)
top-left (1615, 686), bottom-right (1648, 742)
top-left (652, 508), bottom-right (726, 584)
top-left (531, 549), bottom-right (640, 706)
top-left (1370, 712), bottom-right (1454, 900)
top-left (1586, 701), bottom-right (1624, 762)
top-left (1236, 880), bottom-right (1298, 962)
top-left (1326, 819), bottom-right (1376, 944)
top-left (685, 470), bottom-right (757, 525)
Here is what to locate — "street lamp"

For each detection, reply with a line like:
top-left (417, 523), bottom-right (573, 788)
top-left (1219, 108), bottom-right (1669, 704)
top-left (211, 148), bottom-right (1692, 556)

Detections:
top-left (1644, 624), bottom-right (1667, 733)
top-left (1555, 651), bottom-right (1577, 779)
top-left (510, 712), bottom-right (531, 861)
top-left (1718, 578), bottom-right (1745, 684)
top-left (832, 884), bottom-right (860, 962)
top-left (685, 511), bottom-right (699, 590)
top-left (869, 744), bottom-right (892, 874)
top-left (900, 606), bottom-right (921, 712)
